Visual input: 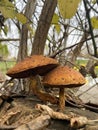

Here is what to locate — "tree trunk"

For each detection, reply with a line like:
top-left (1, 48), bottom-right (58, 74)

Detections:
top-left (16, 0), bottom-right (36, 92)
top-left (17, 0), bottom-right (36, 62)
top-left (31, 0), bottom-right (57, 55)
top-left (29, 0), bottom-right (58, 103)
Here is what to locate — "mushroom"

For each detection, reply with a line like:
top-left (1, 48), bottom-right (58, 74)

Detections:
top-left (6, 55), bottom-right (59, 103)
top-left (42, 65), bottom-right (86, 110)
top-left (7, 55), bottom-right (59, 78)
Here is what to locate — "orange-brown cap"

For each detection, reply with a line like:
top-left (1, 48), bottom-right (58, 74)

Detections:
top-left (43, 66), bottom-right (86, 88)
top-left (7, 55), bottom-right (59, 78)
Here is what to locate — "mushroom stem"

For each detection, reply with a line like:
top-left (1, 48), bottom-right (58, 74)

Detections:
top-left (29, 76), bottom-right (58, 104)
top-left (59, 88), bottom-right (65, 111)
top-left (29, 76), bottom-right (39, 95)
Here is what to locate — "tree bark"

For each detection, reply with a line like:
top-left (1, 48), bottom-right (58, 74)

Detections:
top-left (17, 0), bottom-right (36, 62)
top-left (31, 0), bottom-right (57, 55)
top-left (29, 0), bottom-right (57, 103)
top-left (16, 0), bottom-right (36, 92)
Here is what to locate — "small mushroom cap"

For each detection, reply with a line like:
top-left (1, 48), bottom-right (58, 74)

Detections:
top-left (43, 66), bottom-right (86, 88)
top-left (6, 55), bottom-right (59, 78)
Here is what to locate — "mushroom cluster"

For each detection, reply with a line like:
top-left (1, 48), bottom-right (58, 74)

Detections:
top-left (7, 55), bottom-right (59, 103)
top-left (7, 55), bottom-right (86, 110)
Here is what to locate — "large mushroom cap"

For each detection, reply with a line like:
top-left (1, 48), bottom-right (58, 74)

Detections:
top-left (43, 66), bottom-right (86, 88)
top-left (7, 55), bottom-right (59, 78)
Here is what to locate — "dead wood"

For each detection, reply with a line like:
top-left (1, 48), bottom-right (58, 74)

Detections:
top-left (84, 124), bottom-right (98, 130)
top-left (15, 115), bottom-right (50, 130)
top-left (70, 116), bottom-right (88, 128)
top-left (0, 100), bottom-right (34, 126)
top-left (35, 104), bottom-right (72, 120)
top-left (0, 98), bottom-right (3, 106)
top-left (0, 102), bottom-right (11, 118)
top-left (0, 107), bottom-right (21, 125)
top-left (35, 104), bottom-right (98, 129)
top-left (36, 90), bottom-right (58, 104)
top-left (0, 89), bottom-right (98, 130)
top-left (0, 125), bottom-right (16, 130)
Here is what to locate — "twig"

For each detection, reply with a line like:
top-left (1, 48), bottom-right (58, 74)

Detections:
top-left (35, 104), bottom-right (73, 120)
top-left (0, 125), bottom-right (16, 130)
top-left (0, 38), bottom-right (20, 42)
top-left (50, 34), bottom-right (98, 58)
top-left (35, 104), bottom-right (98, 129)
top-left (83, 0), bottom-right (97, 57)
top-left (0, 110), bottom-right (21, 125)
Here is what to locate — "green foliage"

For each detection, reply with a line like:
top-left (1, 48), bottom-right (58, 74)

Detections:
top-left (27, 23), bottom-right (34, 36)
top-left (58, 0), bottom-right (81, 19)
top-left (0, 61), bottom-right (15, 74)
top-left (91, 17), bottom-right (98, 29)
top-left (91, 0), bottom-right (96, 4)
top-left (0, 0), bottom-right (16, 18)
top-left (0, 0), bottom-right (27, 24)
top-left (54, 24), bottom-right (61, 33)
top-left (16, 13), bottom-right (27, 24)
top-left (51, 13), bottom-right (61, 33)
top-left (52, 13), bottom-right (59, 24)
top-left (0, 43), bottom-right (9, 57)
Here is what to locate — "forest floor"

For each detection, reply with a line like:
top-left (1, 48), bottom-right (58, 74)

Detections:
top-left (0, 79), bottom-right (98, 130)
